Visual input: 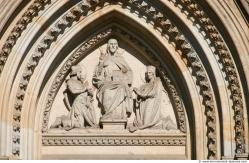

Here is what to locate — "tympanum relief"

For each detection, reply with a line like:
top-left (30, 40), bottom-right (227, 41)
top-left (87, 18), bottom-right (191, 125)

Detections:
top-left (50, 39), bottom-right (178, 133)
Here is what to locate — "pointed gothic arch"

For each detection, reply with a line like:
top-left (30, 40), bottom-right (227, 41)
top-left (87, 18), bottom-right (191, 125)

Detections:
top-left (0, 0), bottom-right (248, 160)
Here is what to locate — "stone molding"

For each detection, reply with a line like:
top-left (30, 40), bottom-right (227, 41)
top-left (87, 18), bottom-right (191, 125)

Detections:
top-left (169, 0), bottom-right (245, 154)
top-left (42, 133), bottom-right (186, 146)
top-left (234, 153), bottom-right (249, 160)
top-left (158, 68), bottom-right (186, 133)
top-left (0, 0), bottom-right (244, 159)
top-left (12, 0), bottom-right (217, 159)
top-left (0, 0), bottom-right (51, 74)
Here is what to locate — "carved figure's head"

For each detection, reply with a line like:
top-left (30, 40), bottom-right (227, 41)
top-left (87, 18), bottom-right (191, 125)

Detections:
top-left (70, 65), bottom-right (86, 81)
top-left (146, 65), bottom-right (156, 82)
top-left (70, 65), bottom-right (81, 76)
top-left (107, 38), bottom-right (118, 55)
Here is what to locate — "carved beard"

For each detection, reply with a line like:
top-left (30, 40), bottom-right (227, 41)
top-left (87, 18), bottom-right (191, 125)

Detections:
top-left (108, 47), bottom-right (118, 54)
top-left (145, 73), bottom-right (155, 82)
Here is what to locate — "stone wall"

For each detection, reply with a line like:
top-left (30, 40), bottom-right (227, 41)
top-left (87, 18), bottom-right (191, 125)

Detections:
top-left (0, 0), bottom-right (248, 160)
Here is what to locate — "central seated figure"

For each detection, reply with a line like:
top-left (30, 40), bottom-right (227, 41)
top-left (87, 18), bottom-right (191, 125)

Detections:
top-left (92, 38), bottom-right (133, 128)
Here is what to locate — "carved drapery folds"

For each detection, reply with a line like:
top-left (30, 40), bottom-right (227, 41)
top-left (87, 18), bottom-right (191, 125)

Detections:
top-left (45, 35), bottom-right (185, 133)
top-left (12, 0), bottom-right (212, 158)
top-left (50, 65), bottom-right (97, 130)
top-left (1, 0), bottom-right (247, 160)
top-left (43, 27), bottom-right (187, 133)
top-left (43, 29), bottom-right (113, 132)
top-left (13, 0), bottom-right (215, 159)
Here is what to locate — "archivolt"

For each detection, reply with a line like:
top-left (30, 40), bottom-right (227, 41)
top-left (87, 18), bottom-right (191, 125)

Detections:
top-left (35, 11), bottom-right (199, 159)
top-left (12, 1), bottom-right (216, 159)
top-left (0, 0), bottom-right (247, 160)
top-left (168, 0), bottom-right (246, 154)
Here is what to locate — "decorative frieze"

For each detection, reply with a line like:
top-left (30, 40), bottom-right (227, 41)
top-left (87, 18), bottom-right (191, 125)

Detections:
top-left (42, 134), bottom-right (186, 146)
top-left (158, 68), bottom-right (186, 132)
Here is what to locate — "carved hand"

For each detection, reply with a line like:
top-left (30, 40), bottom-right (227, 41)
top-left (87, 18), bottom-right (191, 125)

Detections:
top-left (99, 47), bottom-right (105, 61)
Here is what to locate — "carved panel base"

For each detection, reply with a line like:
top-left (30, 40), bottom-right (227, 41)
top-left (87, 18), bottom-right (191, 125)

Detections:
top-left (235, 153), bottom-right (249, 160)
top-left (41, 131), bottom-right (186, 159)
top-left (0, 156), bottom-right (10, 160)
top-left (100, 119), bottom-right (127, 130)
top-left (41, 146), bottom-right (186, 160)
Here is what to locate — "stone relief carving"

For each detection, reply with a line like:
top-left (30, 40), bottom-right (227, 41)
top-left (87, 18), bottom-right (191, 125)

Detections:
top-left (51, 39), bottom-right (177, 132)
top-left (2, 0), bottom-right (244, 158)
top-left (12, 0), bottom-right (218, 157)
top-left (42, 29), bottom-right (113, 133)
top-left (42, 27), bottom-right (187, 134)
top-left (130, 66), bottom-right (177, 132)
top-left (92, 39), bottom-right (133, 124)
top-left (51, 65), bottom-right (97, 130)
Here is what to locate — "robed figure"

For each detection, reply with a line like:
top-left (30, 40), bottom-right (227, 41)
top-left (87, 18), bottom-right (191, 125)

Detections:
top-left (92, 39), bottom-right (133, 121)
top-left (51, 65), bottom-right (97, 130)
top-left (131, 66), bottom-right (177, 131)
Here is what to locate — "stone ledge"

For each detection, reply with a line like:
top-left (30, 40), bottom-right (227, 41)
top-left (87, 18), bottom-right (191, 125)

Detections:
top-left (41, 146), bottom-right (186, 159)
top-left (0, 156), bottom-right (9, 160)
top-left (235, 153), bottom-right (249, 160)
top-left (100, 119), bottom-right (127, 130)
top-left (221, 156), bottom-right (234, 160)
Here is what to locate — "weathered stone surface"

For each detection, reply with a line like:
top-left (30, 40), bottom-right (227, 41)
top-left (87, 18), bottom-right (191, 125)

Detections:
top-left (0, 0), bottom-right (248, 160)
